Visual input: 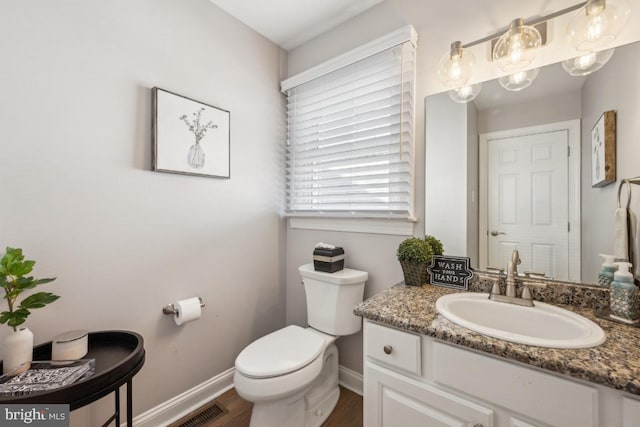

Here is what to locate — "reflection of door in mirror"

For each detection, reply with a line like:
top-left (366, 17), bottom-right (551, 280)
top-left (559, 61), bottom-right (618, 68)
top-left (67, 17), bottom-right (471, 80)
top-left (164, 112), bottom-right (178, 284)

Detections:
top-left (479, 121), bottom-right (581, 281)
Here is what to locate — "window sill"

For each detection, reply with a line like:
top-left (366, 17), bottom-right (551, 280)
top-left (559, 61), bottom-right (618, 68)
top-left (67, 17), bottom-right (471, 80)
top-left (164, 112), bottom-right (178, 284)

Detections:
top-left (288, 216), bottom-right (416, 236)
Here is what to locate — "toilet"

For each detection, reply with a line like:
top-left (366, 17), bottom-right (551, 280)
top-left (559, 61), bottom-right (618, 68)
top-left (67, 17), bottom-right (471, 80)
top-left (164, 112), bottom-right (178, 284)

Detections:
top-left (233, 263), bottom-right (368, 427)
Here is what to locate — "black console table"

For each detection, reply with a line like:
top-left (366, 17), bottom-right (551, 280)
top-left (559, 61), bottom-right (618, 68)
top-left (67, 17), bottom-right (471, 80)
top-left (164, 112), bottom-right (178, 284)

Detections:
top-left (0, 330), bottom-right (145, 427)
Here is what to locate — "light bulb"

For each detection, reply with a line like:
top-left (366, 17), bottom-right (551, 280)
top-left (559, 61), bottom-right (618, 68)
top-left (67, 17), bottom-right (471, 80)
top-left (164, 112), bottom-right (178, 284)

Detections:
top-left (562, 48), bottom-right (615, 76)
top-left (493, 19), bottom-right (542, 73)
top-left (509, 71), bottom-right (527, 85)
top-left (448, 83), bottom-right (482, 103)
top-left (449, 59), bottom-right (462, 81)
top-left (438, 41), bottom-right (475, 88)
top-left (567, 0), bottom-right (630, 51)
top-left (508, 34), bottom-right (525, 65)
top-left (575, 52), bottom-right (598, 70)
top-left (586, 13), bottom-right (607, 42)
top-left (498, 68), bottom-right (539, 91)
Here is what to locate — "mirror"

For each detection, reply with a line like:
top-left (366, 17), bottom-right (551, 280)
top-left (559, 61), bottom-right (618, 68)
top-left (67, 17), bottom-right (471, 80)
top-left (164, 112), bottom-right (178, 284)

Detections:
top-left (425, 41), bottom-right (640, 285)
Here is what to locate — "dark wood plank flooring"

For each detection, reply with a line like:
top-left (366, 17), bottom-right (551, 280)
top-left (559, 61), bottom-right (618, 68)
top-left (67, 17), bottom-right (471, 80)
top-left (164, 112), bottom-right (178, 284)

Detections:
top-left (169, 386), bottom-right (362, 427)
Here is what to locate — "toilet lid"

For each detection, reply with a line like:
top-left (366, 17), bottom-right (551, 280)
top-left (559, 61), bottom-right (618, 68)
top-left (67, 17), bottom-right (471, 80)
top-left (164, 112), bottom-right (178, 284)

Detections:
top-left (235, 325), bottom-right (325, 378)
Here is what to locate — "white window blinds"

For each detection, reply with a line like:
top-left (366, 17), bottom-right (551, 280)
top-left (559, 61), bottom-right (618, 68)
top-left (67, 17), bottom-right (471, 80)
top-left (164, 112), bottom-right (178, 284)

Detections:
top-left (284, 39), bottom-right (416, 219)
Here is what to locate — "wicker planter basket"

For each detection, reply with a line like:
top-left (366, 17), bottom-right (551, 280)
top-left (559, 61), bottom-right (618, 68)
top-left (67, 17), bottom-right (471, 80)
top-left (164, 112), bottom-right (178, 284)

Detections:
top-left (400, 260), bottom-right (430, 286)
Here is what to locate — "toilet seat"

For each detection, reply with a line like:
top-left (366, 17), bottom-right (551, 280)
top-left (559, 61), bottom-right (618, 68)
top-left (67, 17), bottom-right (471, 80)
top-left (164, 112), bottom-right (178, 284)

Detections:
top-left (235, 325), bottom-right (325, 379)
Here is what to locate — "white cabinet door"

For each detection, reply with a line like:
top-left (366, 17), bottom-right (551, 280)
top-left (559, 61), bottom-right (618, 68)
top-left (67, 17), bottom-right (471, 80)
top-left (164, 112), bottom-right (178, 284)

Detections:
top-left (365, 362), bottom-right (494, 427)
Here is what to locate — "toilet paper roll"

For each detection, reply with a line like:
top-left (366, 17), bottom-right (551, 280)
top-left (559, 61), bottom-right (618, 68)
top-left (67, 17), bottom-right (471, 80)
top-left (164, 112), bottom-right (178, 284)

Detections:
top-left (174, 297), bottom-right (202, 326)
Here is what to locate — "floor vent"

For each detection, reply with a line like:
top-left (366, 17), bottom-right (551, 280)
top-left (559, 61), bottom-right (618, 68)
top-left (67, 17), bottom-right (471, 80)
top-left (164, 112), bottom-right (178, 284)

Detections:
top-left (174, 401), bottom-right (227, 427)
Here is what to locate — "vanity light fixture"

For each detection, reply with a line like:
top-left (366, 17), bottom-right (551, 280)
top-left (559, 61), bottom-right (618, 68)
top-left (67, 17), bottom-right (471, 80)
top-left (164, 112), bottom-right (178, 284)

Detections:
top-left (567, 0), bottom-right (630, 52)
top-left (437, 1), bottom-right (631, 101)
top-left (561, 48), bottom-right (615, 75)
top-left (438, 41), bottom-right (476, 88)
top-left (498, 68), bottom-right (540, 91)
top-left (493, 18), bottom-right (543, 73)
top-left (448, 83), bottom-right (483, 103)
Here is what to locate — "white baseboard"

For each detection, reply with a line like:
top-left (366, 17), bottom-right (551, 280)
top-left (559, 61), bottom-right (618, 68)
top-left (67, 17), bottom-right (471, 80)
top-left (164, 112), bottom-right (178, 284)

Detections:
top-left (339, 365), bottom-right (363, 396)
top-left (127, 364), bottom-right (362, 426)
top-left (127, 367), bottom-right (234, 427)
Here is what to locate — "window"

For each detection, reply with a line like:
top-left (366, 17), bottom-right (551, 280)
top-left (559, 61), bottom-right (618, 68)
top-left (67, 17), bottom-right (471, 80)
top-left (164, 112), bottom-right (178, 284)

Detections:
top-left (282, 27), bottom-right (417, 226)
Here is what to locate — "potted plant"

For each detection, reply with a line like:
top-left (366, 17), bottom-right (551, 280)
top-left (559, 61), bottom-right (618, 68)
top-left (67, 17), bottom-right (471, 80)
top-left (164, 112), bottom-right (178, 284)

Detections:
top-left (397, 235), bottom-right (443, 286)
top-left (0, 247), bottom-right (59, 374)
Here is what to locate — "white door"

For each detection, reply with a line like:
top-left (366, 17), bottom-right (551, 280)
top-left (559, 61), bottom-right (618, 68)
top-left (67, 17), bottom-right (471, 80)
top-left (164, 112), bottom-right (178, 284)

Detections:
top-left (480, 124), bottom-right (576, 280)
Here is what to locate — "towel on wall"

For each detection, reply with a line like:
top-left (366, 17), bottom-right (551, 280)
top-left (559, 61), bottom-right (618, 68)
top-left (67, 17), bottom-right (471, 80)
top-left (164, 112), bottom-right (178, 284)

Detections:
top-left (630, 209), bottom-right (639, 284)
top-left (614, 207), bottom-right (629, 261)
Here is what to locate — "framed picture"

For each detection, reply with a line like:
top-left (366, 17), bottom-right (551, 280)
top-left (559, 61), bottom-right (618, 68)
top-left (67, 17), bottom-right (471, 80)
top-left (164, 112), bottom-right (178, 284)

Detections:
top-left (591, 110), bottom-right (616, 188)
top-left (152, 87), bottom-right (230, 179)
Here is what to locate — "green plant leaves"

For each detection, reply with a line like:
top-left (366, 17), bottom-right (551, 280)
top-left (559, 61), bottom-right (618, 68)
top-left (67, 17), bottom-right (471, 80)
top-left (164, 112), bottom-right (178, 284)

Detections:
top-left (397, 238), bottom-right (434, 263)
top-left (0, 308), bottom-right (30, 328)
top-left (0, 247), bottom-right (35, 277)
top-left (0, 247), bottom-right (59, 330)
top-left (20, 292), bottom-right (60, 310)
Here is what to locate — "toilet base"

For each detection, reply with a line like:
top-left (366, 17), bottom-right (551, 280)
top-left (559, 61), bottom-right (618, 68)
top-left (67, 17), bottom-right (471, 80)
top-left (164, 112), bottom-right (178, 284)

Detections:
top-left (249, 391), bottom-right (308, 427)
top-left (247, 343), bottom-right (340, 427)
top-left (305, 386), bottom-right (339, 427)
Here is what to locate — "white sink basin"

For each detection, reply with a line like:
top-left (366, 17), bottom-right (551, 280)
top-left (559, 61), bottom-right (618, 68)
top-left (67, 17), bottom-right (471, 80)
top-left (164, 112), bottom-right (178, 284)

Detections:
top-left (435, 293), bottom-right (606, 349)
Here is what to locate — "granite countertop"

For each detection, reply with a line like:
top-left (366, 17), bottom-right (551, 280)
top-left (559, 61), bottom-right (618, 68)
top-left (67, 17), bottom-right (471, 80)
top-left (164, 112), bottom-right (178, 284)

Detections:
top-left (354, 283), bottom-right (640, 395)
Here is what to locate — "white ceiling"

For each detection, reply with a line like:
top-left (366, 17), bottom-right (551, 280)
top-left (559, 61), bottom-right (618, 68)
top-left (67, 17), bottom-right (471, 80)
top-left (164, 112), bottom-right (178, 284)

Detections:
top-left (209, 0), bottom-right (384, 50)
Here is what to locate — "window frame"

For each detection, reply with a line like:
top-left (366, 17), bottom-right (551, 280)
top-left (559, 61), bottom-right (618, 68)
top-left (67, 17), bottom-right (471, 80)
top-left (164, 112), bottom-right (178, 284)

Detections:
top-left (282, 26), bottom-right (418, 235)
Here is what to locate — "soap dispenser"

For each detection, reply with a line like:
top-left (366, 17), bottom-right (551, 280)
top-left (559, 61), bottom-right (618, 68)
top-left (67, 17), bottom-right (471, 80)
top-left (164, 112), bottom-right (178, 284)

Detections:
top-left (609, 262), bottom-right (639, 324)
top-left (598, 254), bottom-right (617, 288)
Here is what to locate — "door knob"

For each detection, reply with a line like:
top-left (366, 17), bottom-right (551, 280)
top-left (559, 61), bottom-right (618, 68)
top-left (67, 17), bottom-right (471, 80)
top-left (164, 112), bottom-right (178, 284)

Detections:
top-left (490, 230), bottom-right (506, 236)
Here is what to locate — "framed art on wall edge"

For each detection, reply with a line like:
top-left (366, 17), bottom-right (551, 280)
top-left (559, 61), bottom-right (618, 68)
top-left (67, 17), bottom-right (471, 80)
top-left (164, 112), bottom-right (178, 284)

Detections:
top-left (591, 110), bottom-right (616, 188)
top-left (152, 87), bottom-right (230, 179)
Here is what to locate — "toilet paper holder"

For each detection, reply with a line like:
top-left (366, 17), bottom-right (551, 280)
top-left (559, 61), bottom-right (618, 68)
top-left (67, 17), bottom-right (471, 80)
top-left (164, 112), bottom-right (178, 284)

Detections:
top-left (162, 297), bottom-right (206, 316)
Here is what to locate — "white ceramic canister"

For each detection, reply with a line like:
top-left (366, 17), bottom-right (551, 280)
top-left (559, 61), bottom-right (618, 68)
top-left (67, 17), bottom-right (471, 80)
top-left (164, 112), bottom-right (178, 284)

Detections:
top-left (52, 330), bottom-right (88, 361)
top-left (2, 327), bottom-right (34, 375)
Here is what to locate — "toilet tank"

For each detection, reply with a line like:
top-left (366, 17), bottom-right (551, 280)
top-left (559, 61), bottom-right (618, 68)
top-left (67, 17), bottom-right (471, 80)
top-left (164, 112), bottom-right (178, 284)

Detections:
top-left (299, 263), bottom-right (368, 336)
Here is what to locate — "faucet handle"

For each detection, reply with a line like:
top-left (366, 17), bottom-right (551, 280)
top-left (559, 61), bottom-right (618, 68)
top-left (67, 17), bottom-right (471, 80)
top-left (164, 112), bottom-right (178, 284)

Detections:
top-left (486, 266), bottom-right (505, 276)
top-left (524, 271), bottom-right (546, 278)
top-left (486, 267), bottom-right (505, 295)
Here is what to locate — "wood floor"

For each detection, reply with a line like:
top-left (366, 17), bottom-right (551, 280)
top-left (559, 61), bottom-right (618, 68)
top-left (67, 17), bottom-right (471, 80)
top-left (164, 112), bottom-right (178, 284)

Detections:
top-left (169, 386), bottom-right (362, 427)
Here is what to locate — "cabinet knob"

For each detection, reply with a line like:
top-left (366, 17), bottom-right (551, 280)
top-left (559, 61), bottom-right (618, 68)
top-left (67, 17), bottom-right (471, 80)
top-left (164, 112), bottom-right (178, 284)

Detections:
top-left (473, 424), bottom-right (483, 427)
top-left (383, 345), bottom-right (393, 355)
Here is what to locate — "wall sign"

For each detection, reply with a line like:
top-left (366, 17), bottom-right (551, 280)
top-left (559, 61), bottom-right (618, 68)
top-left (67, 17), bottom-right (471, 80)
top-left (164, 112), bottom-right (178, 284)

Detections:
top-left (427, 256), bottom-right (473, 290)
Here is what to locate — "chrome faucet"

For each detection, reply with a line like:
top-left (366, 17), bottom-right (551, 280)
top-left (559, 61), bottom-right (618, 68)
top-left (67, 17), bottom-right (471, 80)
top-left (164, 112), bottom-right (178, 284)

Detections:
top-left (505, 249), bottom-right (521, 298)
top-left (488, 249), bottom-right (546, 307)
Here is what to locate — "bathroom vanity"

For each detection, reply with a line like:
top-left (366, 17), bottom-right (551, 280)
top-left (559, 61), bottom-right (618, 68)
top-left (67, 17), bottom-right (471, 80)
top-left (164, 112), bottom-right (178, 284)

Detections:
top-left (355, 281), bottom-right (640, 427)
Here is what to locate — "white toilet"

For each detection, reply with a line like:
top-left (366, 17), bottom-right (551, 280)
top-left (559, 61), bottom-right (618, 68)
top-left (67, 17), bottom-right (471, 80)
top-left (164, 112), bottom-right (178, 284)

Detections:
top-left (234, 263), bottom-right (368, 427)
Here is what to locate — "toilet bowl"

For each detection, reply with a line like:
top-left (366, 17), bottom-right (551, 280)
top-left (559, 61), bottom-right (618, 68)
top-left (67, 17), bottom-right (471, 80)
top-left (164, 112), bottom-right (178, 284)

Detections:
top-left (234, 264), bottom-right (368, 427)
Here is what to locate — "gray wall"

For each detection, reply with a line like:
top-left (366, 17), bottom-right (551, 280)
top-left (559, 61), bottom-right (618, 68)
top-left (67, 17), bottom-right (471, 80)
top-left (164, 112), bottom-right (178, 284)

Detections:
top-left (581, 43), bottom-right (640, 282)
top-left (286, 230), bottom-right (405, 374)
top-left (285, 0), bottom-right (640, 377)
top-left (466, 102), bottom-right (479, 264)
top-left (478, 92), bottom-right (582, 134)
top-left (425, 93), bottom-right (475, 260)
top-left (0, 0), bottom-right (286, 424)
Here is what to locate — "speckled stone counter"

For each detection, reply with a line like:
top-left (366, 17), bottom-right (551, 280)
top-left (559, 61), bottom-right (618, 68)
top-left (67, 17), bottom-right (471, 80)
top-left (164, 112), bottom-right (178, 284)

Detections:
top-left (354, 279), bottom-right (640, 395)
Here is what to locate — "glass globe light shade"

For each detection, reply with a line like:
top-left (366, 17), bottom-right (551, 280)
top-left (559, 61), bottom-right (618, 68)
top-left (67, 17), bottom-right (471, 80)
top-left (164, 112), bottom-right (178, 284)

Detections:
top-left (438, 41), bottom-right (475, 88)
top-left (562, 48), bottom-right (615, 76)
top-left (493, 18), bottom-right (542, 73)
top-left (498, 68), bottom-right (540, 91)
top-left (448, 83), bottom-right (482, 103)
top-left (567, 0), bottom-right (630, 52)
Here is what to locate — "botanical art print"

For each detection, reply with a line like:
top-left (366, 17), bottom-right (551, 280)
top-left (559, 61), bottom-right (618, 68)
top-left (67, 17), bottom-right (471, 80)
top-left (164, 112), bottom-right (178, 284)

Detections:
top-left (591, 110), bottom-right (616, 188)
top-left (152, 88), bottom-right (230, 178)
